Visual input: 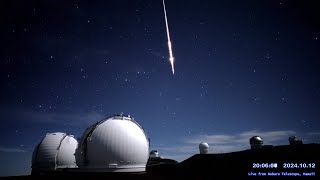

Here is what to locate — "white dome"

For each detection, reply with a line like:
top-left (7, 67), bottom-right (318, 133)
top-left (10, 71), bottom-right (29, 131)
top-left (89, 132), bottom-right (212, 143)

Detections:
top-left (32, 132), bottom-right (78, 171)
top-left (199, 142), bottom-right (209, 154)
top-left (249, 136), bottom-right (264, 149)
top-left (250, 136), bottom-right (263, 145)
top-left (150, 150), bottom-right (160, 158)
top-left (75, 115), bottom-right (149, 172)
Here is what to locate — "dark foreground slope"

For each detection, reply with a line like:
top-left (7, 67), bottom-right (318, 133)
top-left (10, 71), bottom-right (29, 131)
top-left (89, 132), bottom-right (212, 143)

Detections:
top-left (2, 143), bottom-right (319, 179)
top-left (178, 143), bottom-right (319, 178)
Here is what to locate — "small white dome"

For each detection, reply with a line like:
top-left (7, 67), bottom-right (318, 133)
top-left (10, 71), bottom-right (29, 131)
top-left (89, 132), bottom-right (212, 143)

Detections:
top-left (249, 136), bottom-right (264, 149)
top-left (150, 150), bottom-right (160, 158)
top-left (199, 142), bottom-right (209, 154)
top-left (75, 114), bottom-right (149, 172)
top-left (32, 132), bottom-right (78, 171)
top-left (250, 136), bottom-right (263, 144)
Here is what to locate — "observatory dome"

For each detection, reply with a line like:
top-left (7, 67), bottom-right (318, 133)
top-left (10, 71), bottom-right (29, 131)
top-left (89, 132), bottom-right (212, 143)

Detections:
top-left (289, 136), bottom-right (298, 143)
top-left (31, 132), bottom-right (78, 174)
top-left (199, 142), bottom-right (209, 154)
top-left (75, 114), bottom-right (149, 172)
top-left (249, 136), bottom-right (264, 149)
top-left (288, 136), bottom-right (303, 145)
top-left (149, 150), bottom-right (160, 158)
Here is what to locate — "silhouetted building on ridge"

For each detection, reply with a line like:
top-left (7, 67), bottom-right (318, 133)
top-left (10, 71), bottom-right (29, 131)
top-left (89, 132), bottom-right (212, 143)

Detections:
top-left (289, 135), bottom-right (303, 145)
top-left (249, 136), bottom-right (264, 149)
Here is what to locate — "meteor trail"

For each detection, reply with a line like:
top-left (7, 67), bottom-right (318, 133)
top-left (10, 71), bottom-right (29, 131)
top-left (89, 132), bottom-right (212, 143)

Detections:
top-left (162, 0), bottom-right (175, 75)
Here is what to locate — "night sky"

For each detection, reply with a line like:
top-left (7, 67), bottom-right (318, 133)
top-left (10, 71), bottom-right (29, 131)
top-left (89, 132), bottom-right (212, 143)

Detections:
top-left (1, 0), bottom-right (320, 176)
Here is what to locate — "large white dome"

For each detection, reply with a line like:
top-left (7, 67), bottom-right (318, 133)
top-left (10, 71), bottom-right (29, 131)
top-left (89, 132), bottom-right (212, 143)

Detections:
top-left (75, 114), bottom-right (149, 172)
top-left (32, 132), bottom-right (78, 173)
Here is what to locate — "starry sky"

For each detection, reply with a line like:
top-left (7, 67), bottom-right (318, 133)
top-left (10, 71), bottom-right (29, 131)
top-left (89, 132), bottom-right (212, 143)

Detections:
top-left (1, 0), bottom-right (320, 176)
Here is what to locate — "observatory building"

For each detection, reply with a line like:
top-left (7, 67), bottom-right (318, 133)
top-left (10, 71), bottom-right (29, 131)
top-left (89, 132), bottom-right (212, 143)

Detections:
top-left (31, 132), bottom-right (78, 175)
top-left (149, 150), bottom-right (160, 158)
top-left (288, 136), bottom-right (303, 145)
top-left (199, 142), bottom-right (209, 154)
top-left (75, 114), bottom-right (150, 172)
top-left (249, 136), bottom-right (264, 149)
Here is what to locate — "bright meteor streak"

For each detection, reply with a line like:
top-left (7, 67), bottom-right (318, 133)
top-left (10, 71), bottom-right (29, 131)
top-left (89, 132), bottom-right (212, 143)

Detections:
top-left (162, 0), bottom-right (175, 75)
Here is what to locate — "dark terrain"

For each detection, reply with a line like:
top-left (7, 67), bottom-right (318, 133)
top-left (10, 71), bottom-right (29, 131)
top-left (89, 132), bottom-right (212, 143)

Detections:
top-left (3, 143), bottom-right (319, 179)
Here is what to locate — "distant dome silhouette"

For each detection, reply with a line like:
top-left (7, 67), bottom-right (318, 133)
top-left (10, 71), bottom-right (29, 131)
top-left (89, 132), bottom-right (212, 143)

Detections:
top-left (150, 150), bottom-right (160, 158)
top-left (289, 136), bottom-right (298, 142)
top-left (249, 136), bottom-right (263, 149)
top-left (199, 142), bottom-right (209, 154)
top-left (288, 135), bottom-right (303, 145)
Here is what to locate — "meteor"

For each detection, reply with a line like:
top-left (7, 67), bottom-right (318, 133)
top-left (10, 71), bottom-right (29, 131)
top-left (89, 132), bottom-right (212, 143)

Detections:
top-left (162, 0), bottom-right (175, 75)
